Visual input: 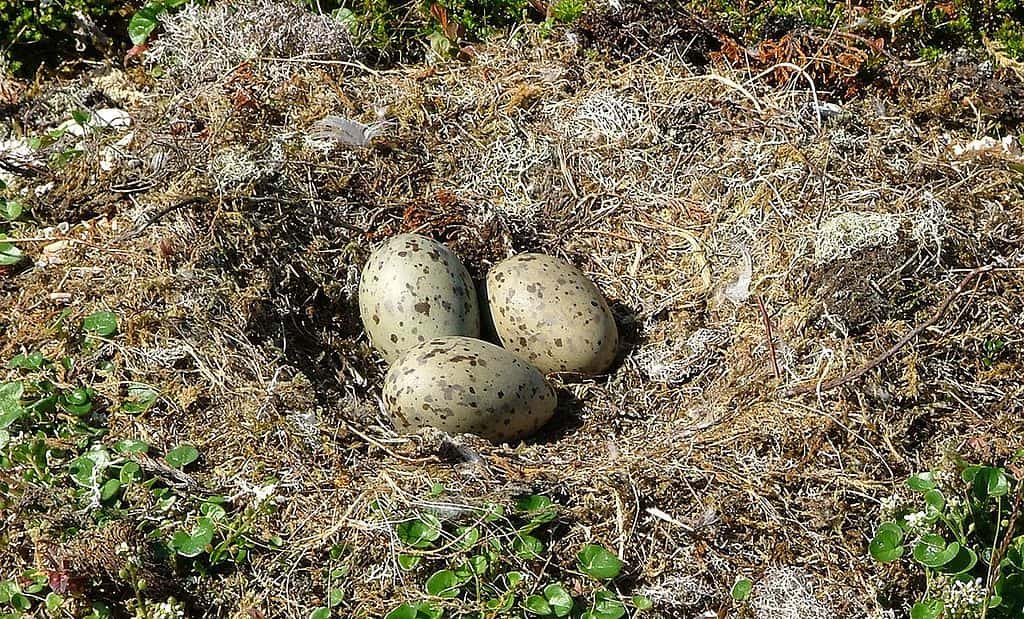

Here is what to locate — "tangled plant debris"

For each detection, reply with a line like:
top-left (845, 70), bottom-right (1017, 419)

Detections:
top-left (1, 1), bottom-right (1023, 618)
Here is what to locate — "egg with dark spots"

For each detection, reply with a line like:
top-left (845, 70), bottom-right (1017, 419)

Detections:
top-left (359, 234), bottom-right (480, 362)
top-left (486, 253), bottom-right (618, 374)
top-left (383, 336), bottom-right (557, 443)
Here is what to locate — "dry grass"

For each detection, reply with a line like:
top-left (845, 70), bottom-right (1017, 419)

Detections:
top-left (2, 3), bottom-right (1024, 618)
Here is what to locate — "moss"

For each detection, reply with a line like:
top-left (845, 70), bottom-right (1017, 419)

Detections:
top-left (1, 0), bottom-right (128, 75)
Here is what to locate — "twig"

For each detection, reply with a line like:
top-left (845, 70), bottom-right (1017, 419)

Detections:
top-left (114, 195), bottom-right (206, 242)
top-left (789, 264), bottom-right (995, 395)
top-left (756, 295), bottom-right (780, 381)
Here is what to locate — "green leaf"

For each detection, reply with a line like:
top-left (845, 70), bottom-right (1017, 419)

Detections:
top-left (415, 603), bottom-right (443, 619)
top-left (478, 503), bottom-right (505, 522)
top-left (384, 605), bottom-right (417, 619)
top-left (577, 544), bottom-right (623, 579)
top-left (0, 382), bottom-right (25, 429)
top-left (397, 554), bottom-right (420, 570)
top-left (913, 534), bottom-right (959, 568)
top-left (544, 583), bottom-right (574, 617)
top-left (910, 599), bottom-right (944, 619)
top-left (0, 429), bottom-right (9, 449)
top-left (128, 2), bottom-right (166, 45)
top-left (83, 311), bottom-right (118, 336)
top-left (731, 578), bottom-right (753, 601)
top-left (69, 449), bottom-right (109, 487)
top-left (328, 588), bottom-right (344, 607)
top-left (0, 200), bottom-right (22, 222)
top-left (516, 494), bottom-right (558, 532)
top-left (513, 533), bottom-right (545, 559)
top-left (7, 352), bottom-right (44, 369)
top-left (524, 595), bottom-right (553, 615)
top-left (906, 472), bottom-right (936, 491)
top-left (456, 525), bottom-right (480, 550)
top-left (396, 515), bottom-right (442, 549)
top-left (309, 608), bottom-right (330, 619)
top-left (171, 517), bottom-right (215, 557)
top-left (869, 522), bottom-right (904, 563)
top-left (506, 571), bottom-right (525, 588)
top-left (123, 383), bottom-right (159, 414)
top-left (58, 387), bottom-right (93, 415)
top-left (0, 580), bottom-right (19, 603)
top-left (120, 461), bottom-right (142, 483)
top-left (1006, 537), bottom-right (1024, 569)
top-left (486, 591), bottom-right (516, 612)
top-left (940, 545), bottom-right (978, 575)
top-left (45, 591), bottom-right (64, 611)
top-left (632, 595), bottom-right (653, 610)
top-left (973, 467), bottom-right (1010, 499)
top-left (425, 569), bottom-right (461, 598)
top-left (100, 478), bottom-right (122, 501)
top-left (464, 554), bottom-right (488, 575)
top-left (113, 439), bottom-right (150, 454)
top-left (0, 239), bottom-right (24, 266)
top-left (200, 500), bottom-right (227, 520)
top-left (71, 109), bottom-right (91, 125)
top-left (165, 443), bottom-right (199, 468)
top-left (924, 489), bottom-right (945, 516)
top-left (592, 590), bottom-right (626, 619)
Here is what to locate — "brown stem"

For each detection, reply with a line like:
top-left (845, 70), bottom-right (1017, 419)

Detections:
top-left (789, 265), bottom-right (995, 396)
top-left (756, 295), bottom-right (780, 381)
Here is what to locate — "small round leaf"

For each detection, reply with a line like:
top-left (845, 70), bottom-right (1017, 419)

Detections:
top-left (913, 534), bottom-right (959, 568)
top-left (524, 595), bottom-right (552, 615)
top-left (730, 578), bottom-right (753, 601)
top-left (83, 311), bottom-right (119, 337)
top-left (577, 544), bottom-right (624, 579)
top-left (514, 534), bottom-right (545, 559)
top-left (940, 546), bottom-right (978, 575)
top-left (906, 472), bottom-right (936, 492)
top-left (165, 444), bottom-right (199, 469)
top-left (910, 599), bottom-right (944, 619)
top-left (425, 569), bottom-right (461, 598)
top-left (869, 522), bottom-right (905, 563)
top-left (544, 582), bottom-right (574, 617)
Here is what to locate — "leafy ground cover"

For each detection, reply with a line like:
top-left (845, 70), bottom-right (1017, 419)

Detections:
top-left (1, 1), bottom-right (1024, 618)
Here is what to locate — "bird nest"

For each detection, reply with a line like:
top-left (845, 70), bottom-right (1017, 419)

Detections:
top-left (1, 1), bottom-right (1023, 617)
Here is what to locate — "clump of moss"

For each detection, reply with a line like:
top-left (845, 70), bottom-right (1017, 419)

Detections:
top-left (891, 0), bottom-right (1024, 60)
top-left (339, 0), bottom-right (537, 61)
top-left (683, 0), bottom-right (1024, 62)
top-left (1, 0), bottom-right (128, 75)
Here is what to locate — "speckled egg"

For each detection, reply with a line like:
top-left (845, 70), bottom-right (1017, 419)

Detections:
top-left (359, 234), bottom-right (480, 362)
top-left (383, 336), bottom-right (557, 443)
top-left (486, 253), bottom-right (618, 375)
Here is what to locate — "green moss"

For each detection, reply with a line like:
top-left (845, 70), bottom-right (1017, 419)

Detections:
top-left (887, 0), bottom-right (1024, 60)
top-left (1, 0), bottom-right (124, 74)
top-left (550, 0), bottom-right (585, 23)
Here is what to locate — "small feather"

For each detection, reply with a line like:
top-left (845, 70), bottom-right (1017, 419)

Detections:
top-left (311, 115), bottom-right (377, 147)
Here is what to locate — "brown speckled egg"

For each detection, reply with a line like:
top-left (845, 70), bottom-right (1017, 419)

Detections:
top-left (383, 336), bottom-right (557, 443)
top-left (486, 253), bottom-right (618, 374)
top-left (359, 234), bottom-right (480, 363)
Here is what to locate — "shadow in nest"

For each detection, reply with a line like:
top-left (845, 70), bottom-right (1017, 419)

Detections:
top-left (526, 386), bottom-right (587, 445)
top-left (202, 188), bottom-right (380, 409)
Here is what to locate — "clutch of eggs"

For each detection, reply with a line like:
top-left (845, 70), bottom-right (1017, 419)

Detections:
top-left (359, 235), bottom-right (618, 442)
